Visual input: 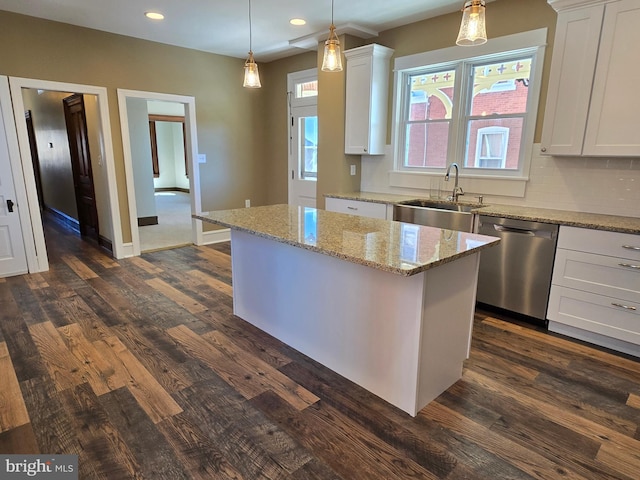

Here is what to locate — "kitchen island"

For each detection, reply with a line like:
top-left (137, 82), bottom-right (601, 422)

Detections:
top-left (195, 205), bottom-right (499, 416)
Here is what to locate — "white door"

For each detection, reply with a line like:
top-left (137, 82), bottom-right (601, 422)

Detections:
top-left (0, 94), bottom-right (28, 277)
top-left (288, 69), bottom-right (318, 208)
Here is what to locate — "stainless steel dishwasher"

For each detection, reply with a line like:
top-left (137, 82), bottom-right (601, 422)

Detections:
top-left (477, 215), bottom-right (559, 322)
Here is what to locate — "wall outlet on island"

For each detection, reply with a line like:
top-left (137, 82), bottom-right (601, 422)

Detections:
top-left (245, 199), bottom-right (250, 207)
top-left (350, 164), bottom-right (356, 176)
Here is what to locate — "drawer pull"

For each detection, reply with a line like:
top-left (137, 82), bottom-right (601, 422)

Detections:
top-left (611, 303), bottom-right (637, 311)
top-left (347, 206), bottom-right (358, 211)
top-left (618, 263), bottom-right (640, 270)
top-left (622, 245), bottom-right (640, 251)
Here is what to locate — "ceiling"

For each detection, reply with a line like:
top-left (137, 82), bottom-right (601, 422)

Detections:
top-left (0, 0), bottom-right (470, 62)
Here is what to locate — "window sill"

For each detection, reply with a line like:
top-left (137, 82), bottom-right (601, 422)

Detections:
top-left (388, 171), bottom-right (527, 197)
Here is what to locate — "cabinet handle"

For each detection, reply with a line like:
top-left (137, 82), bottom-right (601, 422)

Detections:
top-left (540, 147), bottom-right (547, 153)
top-left (618, 263), bottom-right (640, 270)
top-left (622, 245), bottom-right (640, 251)
top-left (611, 302), bottom-right (637, 311)
top-left (347, 206), bottom-right (358, 211)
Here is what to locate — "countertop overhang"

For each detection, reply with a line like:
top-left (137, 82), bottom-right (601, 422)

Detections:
top-left (195, 205), bottom-right (499, 277)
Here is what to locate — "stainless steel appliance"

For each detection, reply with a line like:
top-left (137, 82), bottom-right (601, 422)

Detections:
top-left (477, 216), bottom-right (559, 321)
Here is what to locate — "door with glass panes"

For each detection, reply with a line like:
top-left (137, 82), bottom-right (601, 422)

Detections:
top-left (288, 69), bottom-right (318, 208)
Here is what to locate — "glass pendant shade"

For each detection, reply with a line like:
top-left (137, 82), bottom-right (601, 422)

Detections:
top-left (322, 25), bottom-right (343, 72)
top-left (243, 0), bottom-right (261, 88)
top-left (456, 0), bottom-right (487, 46)
top-left (243, 51), bottom-right (261, 88)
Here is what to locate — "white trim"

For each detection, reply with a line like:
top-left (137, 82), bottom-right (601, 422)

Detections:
top-left (117, 89), bottom-right (202, 257)
top-left (548, 0), bottom-right (616, 13)
top-left (120, 243), bottom-right (135, 258)
top-left (8, 76), bottom-right (122, 270)
top-left (201, 227), bottom-right (231, 245)
top-left (0, 76), bottom-right (35, 273)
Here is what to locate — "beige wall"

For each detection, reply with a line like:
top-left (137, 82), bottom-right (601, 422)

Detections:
top-left (22, 89), bottom-right (78, 218)
top-left (0, 10), bottom-right (264, 242)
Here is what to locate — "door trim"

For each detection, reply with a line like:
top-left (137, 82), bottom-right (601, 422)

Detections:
top-left (0, 76), bottom-right (30, 276)
top-left (116, 89), bottom-right (202, 256)
top-left (8, 77), bottom-right (122, 271)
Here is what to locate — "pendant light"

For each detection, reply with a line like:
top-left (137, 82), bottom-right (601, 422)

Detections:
top-left (456, 0), bottom-right (487, 46)
top-left (243, 0), bottom-right (261, 88)
top-left (321, 0), bottom-right (343, 72)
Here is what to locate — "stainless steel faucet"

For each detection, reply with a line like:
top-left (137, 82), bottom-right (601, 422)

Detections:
top-left (444, 163), bottom-right (464, 202)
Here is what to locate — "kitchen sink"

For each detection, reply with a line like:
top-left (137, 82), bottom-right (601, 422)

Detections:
top-left (396, 199), bottom-right (478, 212)
top-left (393, 198), bottom-right (480, 232)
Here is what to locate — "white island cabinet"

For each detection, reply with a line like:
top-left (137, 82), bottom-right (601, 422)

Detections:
top-left (542, 0), bottom-right (640, 156)
top-left (196, 205), bottom-right (499, 416)
top-left (548, 226), bottom-right (640, 357)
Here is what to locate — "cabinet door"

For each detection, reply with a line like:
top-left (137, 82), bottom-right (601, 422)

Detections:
top-left (344, 56), bottom-right (373, 155)
top-left (540, 5), bottom-right (604, 155)
top-left (583, 0), bottom-right (640, 156)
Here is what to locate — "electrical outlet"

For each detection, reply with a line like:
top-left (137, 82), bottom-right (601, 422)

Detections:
top-left (245, 199), bottom-right (250, 208)
top-left (350, 164), bottom-right (356, 176)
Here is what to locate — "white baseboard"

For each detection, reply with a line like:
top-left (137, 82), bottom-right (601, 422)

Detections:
top-left (200, 228), bottom-right (231, 245)
top-left (117, 242), bottom-right (136, 259)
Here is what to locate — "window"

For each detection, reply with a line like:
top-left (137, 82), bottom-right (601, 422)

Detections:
top-left (475, 126), bottom-right (509, 168)
top-left (392, 29), bottom-right (546, 188)
top-left (299, 115), bottom-right (318, 179)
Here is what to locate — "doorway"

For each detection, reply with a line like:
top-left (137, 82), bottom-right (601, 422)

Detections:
top-left (8, 77), bottom-right (122, 273)
top-left (288, 68), bottom-right (318, 208)
top-left (117, 89), bottom-right (202, 257)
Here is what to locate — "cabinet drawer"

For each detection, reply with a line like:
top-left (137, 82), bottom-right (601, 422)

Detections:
top-left (552, 249), bottom-right (640, 302)
top-left (557, 226), bottom-right (640, 261)
top-left (325, 198), bottom-right (387, 219)
top-left (548, 285), bottom-right (640, 346)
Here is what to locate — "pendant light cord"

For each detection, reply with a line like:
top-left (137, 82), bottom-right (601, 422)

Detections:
top-left (249, 0), bottom-right (253, 52)
top-left (331, 0), bottom-right (335, 26)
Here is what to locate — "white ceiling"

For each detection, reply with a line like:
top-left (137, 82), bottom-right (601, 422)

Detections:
top-left (0, 0), bottom-right (469, 62)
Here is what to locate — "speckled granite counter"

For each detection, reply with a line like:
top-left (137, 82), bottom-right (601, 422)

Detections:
top-left (474, 204), bottom-right (640, 234)
top-left (195, 204), bottom-right (499, 277)
top-left (325, 192), bottom-right (640, 235)
top-left (196, 204), bottom-right (498, 416)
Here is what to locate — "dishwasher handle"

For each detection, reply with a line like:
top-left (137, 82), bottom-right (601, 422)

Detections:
top-left (490, 223), bottom-right (556, 240)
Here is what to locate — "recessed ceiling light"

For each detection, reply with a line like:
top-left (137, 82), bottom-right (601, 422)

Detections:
top-left (145, 11), bottom-right (165, 20)
top-left (290, 18), bottom-right (306, 26)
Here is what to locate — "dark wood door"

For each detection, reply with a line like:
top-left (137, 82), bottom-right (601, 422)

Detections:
top-left (63, 94), bottom-right (99, 241)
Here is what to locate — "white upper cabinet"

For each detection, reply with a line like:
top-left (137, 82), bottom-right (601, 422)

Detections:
top-left (344, 44), bottom-right (394, 155)
top-left (542, 0), bottom-right (640, 156)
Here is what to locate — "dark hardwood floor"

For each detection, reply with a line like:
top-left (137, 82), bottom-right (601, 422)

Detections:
top-left (1, 217), bottom-right (639, 479)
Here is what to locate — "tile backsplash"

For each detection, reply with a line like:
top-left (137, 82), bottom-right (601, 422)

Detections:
top-left (498, 149), bottom-right (639, 218)
top-left (360, 144), bottom-right (640, 219)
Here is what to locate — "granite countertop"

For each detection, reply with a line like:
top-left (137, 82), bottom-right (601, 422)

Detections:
top-left (325, 192), bottom-right (640, 235)
top-left (195, 205), bottom-right (499, 277)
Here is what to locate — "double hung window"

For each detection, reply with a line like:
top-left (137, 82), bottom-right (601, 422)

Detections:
top-left (394, 30), bottom-right (546, 183)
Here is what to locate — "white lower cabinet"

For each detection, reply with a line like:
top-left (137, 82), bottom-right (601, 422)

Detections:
top-left (547, 226), bottom-right (640, 356)
top-left (325, 197), bottom-right (388, 220)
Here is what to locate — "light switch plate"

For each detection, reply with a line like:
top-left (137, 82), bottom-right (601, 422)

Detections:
top-left (350, 164), bottom-right (356, 176)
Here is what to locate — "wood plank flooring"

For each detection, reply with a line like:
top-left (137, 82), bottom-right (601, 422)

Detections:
top-left (1, 217), bottom-right (639, 479)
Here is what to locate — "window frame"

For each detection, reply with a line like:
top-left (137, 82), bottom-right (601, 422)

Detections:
top-left (389, 29), bottom-right (547, 197)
